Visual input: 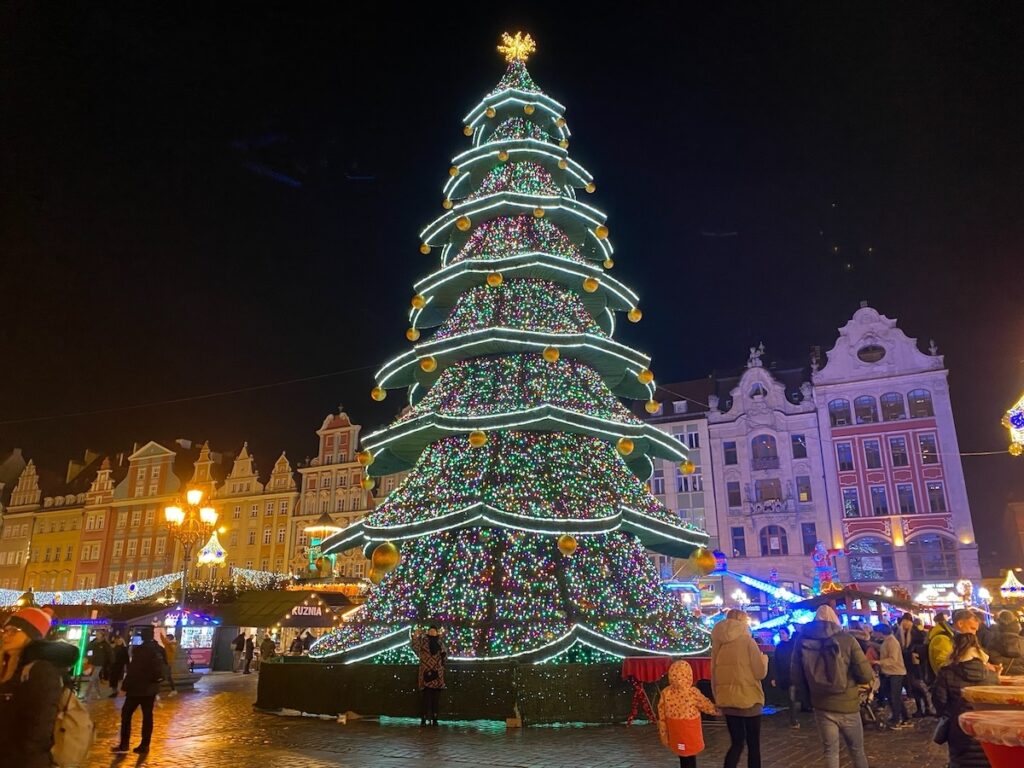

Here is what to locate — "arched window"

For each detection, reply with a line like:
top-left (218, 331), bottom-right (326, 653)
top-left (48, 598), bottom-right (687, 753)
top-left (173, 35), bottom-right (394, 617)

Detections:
top-left (854, 396), bottom-right (879, 424)
top-left (759, 525), bottom-right (789, 556)
top-left (907, 533), bottom-right (958, 580)
top-left (749, 382), bottom-right (768, 398)
top-left (848, 536), bottom-right (896, 581)
top-left (880, 392), bottom-right (906, 421)
top-left (751, 435), bottom-right (779, 470)
top-left (908, 389), bottom-right (934, 418)
top-left (829, 399), bottom-right (852, 427)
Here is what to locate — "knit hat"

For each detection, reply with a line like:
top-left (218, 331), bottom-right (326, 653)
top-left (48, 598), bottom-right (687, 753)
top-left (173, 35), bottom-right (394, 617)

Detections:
top-left (815, 604), bottom-right (840, 624)
top-left (4, 607), bottom-right (52, 641)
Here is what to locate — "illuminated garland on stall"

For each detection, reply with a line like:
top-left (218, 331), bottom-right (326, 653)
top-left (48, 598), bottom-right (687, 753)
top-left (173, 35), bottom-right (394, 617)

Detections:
top-left (0, 571), bottom-right (184, 607)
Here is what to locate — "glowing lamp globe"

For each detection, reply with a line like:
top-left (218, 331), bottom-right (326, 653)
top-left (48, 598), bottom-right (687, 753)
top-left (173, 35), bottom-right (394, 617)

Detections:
top-left (585, 182), bottom-right (596, 193)
top-left (543, 346), bottom-right (559, 363)
top-left (533, 207), bottom-right (545, 218)
top-left (449, 165), bottom-right (460, 177)
top-left (371, 386), bottom-right (386, 402)
top-left (455, 215), bottom-right (472, 232)
top-left (582, 277), bottom-right (599, 293)
top-left (595, 225), bottom-right (609, 239)
top-left (468, 430), bottom-right (488, 448)
top-left (442, 198), bottom-right (453, 210)
top-left (356, 450), bottom-right (374, 467)
top-left (485, 106), bottom-right (496, 118)
top-left (199, 506), bottom-right (218, 525)
top-left (360, 477), bottom-right (375, 490)
top-left (164, 506), bottom-right (183, 525)
top-left (523, 104), bottom-right (535, 115)
top-left (420, 356), bottom-right (437, 373)
top-left (419, 243), bottom-right (431, 254)
top-left (616, 437), bottom-right (635, 456)
top-left (557, 534), bottom-right (577, 557)
top-left (411, 294), bottom-right (426, 309)
top-left (627, 307), bottom-right (643, 323)
top-left (186, 488), bottom-right (203, 506)
top-left (680, 460), bottom-right (696, 475)
top-left (637, 368), bottom-right (654, 384)
top-left (371, 541), bottom-right (400, 573)
top-left (486, 272), bottom-right (503, 287)
top-left (644, 400), bottom-right (660, 414)
top-left (603, 258), bottom-right (614, 269)
top-left (463, 125), bottom-right (474, 136)
top-left (406, 327), bottom-right (420, 341)
top-left (498, 150), bottom-right (509, 162)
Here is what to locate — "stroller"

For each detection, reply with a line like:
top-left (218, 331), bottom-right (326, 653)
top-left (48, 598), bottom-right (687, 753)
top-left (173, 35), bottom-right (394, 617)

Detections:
top-left (859, 674), bottom-right (886, 730)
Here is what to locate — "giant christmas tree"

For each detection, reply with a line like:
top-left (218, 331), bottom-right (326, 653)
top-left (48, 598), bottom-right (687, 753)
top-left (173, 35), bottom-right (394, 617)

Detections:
top-left (312, 34), bottom-right (710, 663)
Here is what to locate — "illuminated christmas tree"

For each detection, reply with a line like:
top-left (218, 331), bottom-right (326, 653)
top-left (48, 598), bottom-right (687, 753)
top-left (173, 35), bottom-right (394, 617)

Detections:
top-left (312, 34), bottom-right (710, 662)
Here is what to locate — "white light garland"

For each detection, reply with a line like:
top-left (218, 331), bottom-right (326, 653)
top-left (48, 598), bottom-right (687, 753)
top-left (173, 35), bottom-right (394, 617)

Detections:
top-left (0, 571), bottom-right (184, 608)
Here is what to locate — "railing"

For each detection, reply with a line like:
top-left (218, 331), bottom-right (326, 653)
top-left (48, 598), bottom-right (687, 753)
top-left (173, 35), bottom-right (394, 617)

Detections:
top-left (749, 499), bottom-right (794, 515)
top-left (751, 457), bottom-right (780, 471)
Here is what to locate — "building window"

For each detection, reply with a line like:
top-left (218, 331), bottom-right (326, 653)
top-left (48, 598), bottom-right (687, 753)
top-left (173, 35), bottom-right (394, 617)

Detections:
top-left (277, 527), bottom-right (286, 544)
top-left (731, 527), bottom-right (747, 557)
top-left (754, 478), bottom-right (782, 501)
top-left (141, 539), bottom-right (151, 556)
top-left (65, 545), bottom-right (73, 561)
top-left (127, 540), bottom-right (137, 557)
top-left (299, 532), bottom-right (308, 546)
top-left (250, 504), bottom-right (258, 518)
top-left (791, 434), bottom-right (807, 459)
top-left (927, 482), bottom-right (947, 513)
top-left (117, 512), bottom-right (127, 529)
top-left (726, 481), bottom-right (742, 508)
top-left (759, 525), bottom-right (789, 556)
top-left (266, 503), bottom-right (274, 516)
top-left (837, 443), bottom-right (854, 472)
top-left (897, 483), bottom-right (917, 514)
top-left (233, 505), bottom-right (241, 519)
top-left (842, 488), bottom-right (861, 518)
top-left (229, 532), bottom-right (238, 547)
top-left (279, 500), bottom-right (289, 514)
top-left (113, 541), bottom-right (123, 557)
top-left (723, 442), bottom-right (737, 466)
top-left (337, 498), bottom-right (346, 513)
top-left (849, 537), bottom-right (897, 581)
top-left (864, 440), bottom-right (882, 470)
top-left (801, 522), bottom-right (818, 555)
top-left (248, 530), bottom-right (256, 545)
top-left (829, 399), bottom-right (852, 427)
top-left (86, 515), bottom-right (95, 531)
top-left (687, 432), bottom-right (700, 449)
top-left (870, 486), bottom-right (889, 516)
top-left (796, 475), bottom-right (812, 503)
top-left (143, 509), bottom-right (154, 526)
top-left (908, 534), bottom-right (958, 579)
top-left (155, 538), bottom-right (166, 556)
top-left (881, 392), bottom-right (906, 421)
top-left (751, 435), bottom-right (778, 470)
top-left (651, 465), bottom-right (665, 495)
top-left (889, 437), bottom-right (909, 467)
top-left (263, 528), bottom-right (272, 545)
top-left (908, 389), bottom-right (934, 418)
top-left (919, 434), bottom-right (939, 465)
top-left (854, 396), bottom-right (879, 424)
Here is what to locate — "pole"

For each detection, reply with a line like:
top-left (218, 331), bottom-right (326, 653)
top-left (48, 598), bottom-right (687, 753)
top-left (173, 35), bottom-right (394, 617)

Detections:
top-left (176, 541), bottom-right (191, 637)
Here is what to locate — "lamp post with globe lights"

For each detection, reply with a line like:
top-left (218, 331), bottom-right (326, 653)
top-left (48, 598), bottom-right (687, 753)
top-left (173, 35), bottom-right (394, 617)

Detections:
top-left (164, 488), bottom-right (218, 637)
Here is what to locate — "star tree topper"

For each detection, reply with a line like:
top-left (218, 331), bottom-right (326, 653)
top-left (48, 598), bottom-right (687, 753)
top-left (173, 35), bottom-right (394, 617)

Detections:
top-left (498, 31), bottom-right (536, 63)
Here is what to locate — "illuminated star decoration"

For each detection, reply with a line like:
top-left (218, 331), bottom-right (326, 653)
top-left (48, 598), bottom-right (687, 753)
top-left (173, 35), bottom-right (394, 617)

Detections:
top-left (497, 31), bottom-right (537, 63)
top-left (1004, 392), bottom-right (1024, 456)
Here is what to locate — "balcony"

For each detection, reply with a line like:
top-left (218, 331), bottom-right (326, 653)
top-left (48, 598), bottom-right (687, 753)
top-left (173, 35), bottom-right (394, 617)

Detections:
top-left (749, 498), bottom-right (795, 515)
top-left (751, 456), bottom-right (780, 471)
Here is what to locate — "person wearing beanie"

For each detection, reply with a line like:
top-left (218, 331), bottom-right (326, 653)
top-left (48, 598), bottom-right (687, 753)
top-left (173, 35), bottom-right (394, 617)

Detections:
top-left (0, 607), bottom-right (79, 768)
top-left (791, 603), bottom-right (873, 768)
top-left (113, 626), bottom-right (166, 756)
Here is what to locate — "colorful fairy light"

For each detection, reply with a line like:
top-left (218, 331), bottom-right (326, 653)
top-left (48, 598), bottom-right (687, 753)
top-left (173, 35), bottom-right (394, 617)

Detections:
top-left (1004, 392), bottom-right (1024, 456)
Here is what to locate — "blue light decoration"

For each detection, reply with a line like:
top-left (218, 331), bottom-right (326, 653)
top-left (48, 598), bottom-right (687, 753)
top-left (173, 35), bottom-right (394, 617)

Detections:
top-left (1005, 392), bottom-right (1024, 456)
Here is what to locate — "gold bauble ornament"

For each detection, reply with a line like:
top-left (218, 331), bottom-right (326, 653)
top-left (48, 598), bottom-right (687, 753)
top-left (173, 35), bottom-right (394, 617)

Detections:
top-left (406, 327), bottom-right (420, 342)
top-left (543, 346), bottom-right (560, 363)
top-left (1011, 443), bottom-right (1024, 457)
top-left (595, 224), bottom-right (609, 239)
top-left (485, 106), bottom-right (496, 118)
top-left (463, 125), bottom-right (474, 136)
top-left (360, 476), bottom-right (375, 490)
top-left (367, 567), bottom-right (383, 585)
top-left (498, 150), bottom-right (509, 162)
top-left (616, 437), bottom-right (635, 456)
top-left (585, 182), bottom-right (596, 193)
top-left (603, 258), bottom-right (614, 269)
top-left (557, 159), bottom-right (568, 170)
top-left (559, 139), bottom-right (569, 149)
top-left (468, 430), bottom-right (488, 448)
top-left (637, 368), bottom-right (655, 384)
top-left (419, 243), bottom-right (431, 255)
top-left (627, 307), bottom-right (643, 323)
top-left (449, 165), bottom-right (460, 177)
top-left (442, 198), bottom-right (453, 210)
top-left (486, 272), bottom-right (503, 287)
top-left (371, 386), bottom-right (386, 402)
top-left (556, 117), bottom-right (567, 127)
top-left (533, 207), bottom-right (545, 218)
top-left (681, 460), bottom-right (696, 475)
top-left (371, 541), bottom-right (400, 573)
top-left (582, 277), bottom-right (600, 293)
top-left (420, 356), bottom-right (437, 373)
top-left (411, 294), bottom-right (426, 309)
top-left (690, 548), bottom-right (717, 576)
top-left (644, 400), bottom-right (660, 414)
top-left (524, 104), bottom-right (535, 115)
top-left (455, 215), bottom-right (472, 231)
top-left (557, 534), bottom-right (577, 557)
top-left (356, 450), bottom-right (374, 466)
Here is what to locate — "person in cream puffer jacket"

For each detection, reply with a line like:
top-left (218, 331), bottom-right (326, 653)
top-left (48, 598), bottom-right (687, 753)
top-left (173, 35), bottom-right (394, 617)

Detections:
top-left (711, 609), bottom-right (769, 768)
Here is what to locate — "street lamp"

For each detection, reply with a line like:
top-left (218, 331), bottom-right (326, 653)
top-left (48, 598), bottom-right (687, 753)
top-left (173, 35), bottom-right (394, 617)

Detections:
top-left (164, 488), bottom-right (218, 637)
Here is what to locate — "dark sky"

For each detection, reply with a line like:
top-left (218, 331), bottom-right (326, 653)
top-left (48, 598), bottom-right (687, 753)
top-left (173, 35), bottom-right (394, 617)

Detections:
top-left (2, 4), bottom-right (1022, 570)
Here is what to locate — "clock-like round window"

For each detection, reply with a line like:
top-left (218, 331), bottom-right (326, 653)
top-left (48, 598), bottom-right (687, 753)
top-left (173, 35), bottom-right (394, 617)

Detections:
top-left (857, 344), bottom-right (886, 363)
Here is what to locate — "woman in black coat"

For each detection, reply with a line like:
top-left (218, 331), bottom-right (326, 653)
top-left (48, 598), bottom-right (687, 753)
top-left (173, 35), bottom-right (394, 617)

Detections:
top-left (932, 632), bottom-right (998, 768)
top-left (108, 635), bottom-right (130, 697)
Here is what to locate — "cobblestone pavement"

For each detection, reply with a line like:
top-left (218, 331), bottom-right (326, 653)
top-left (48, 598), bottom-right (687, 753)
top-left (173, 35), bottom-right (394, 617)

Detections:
top-left (81, 672), bottom-right (949, 767)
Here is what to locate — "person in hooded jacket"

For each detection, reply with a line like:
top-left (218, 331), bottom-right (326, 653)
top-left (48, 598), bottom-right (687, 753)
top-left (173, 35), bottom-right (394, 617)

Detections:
top-left (932, 631), bottom-right (998, 768)
top-left (791, 605), bottom-right (873, 768)
top-left (113, 626), bottom-right (166, 756)
top-left (770, 627), bottom-right (801, 728)
top-left (413, 626), bottom-right (447, 727)
top-left (711, 609), bottom-right (768, 768)
top-left (928, 611), bottom-right (955, 678)
top-left (987, 610), bottom-right (1023, 676)
top-left (0, 606), bottom-right (79, 768)
top-left (657, 659), bottom-right (721, 768)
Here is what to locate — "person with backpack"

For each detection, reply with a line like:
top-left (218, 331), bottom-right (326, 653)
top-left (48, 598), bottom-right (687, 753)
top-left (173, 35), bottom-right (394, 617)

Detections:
top-left (791, 604), bottom-right (873, 768)
top-left (412, 625), bottom-right (447, 726)
top-left (112, 626), bottom-right (166, 756)
top-left (1, 606), bottom-right (88, 768)
top-left (932, 632), bottom-right (998, 768)
top-left (987, 610), bottom-right (1023, 676)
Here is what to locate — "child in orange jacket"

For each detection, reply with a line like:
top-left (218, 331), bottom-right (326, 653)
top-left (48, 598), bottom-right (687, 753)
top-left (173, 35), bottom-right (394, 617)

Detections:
top-left (658, 659), bottom-right (720, 768)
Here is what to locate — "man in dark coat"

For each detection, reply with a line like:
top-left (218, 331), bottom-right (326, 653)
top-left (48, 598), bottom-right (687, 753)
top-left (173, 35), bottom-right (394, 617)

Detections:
top-left (112, 626), bottom-right (166, 756)
top-left (771, 627), bottom-right (800, 728)
top-left (243, 634), bottom-right (255, 674)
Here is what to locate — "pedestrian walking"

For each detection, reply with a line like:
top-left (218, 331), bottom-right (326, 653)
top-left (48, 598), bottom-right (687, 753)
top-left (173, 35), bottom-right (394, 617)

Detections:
top-left (932, 632), bottom-right (999, 768)
top-left (108, 635), bottom-right (130, 698)
top-left (83, 629), bottom-right (112, 700)
top-left (791, 605), bottom-right (873, 768)
top-left (0, 606), bottom-right (80, 768)
top-left (232, 631), bottom-right (246, 671)
top-left (877, 623), bottom-right (911, 728)
top-left (112, 627), bottom-right (165, 756)
top-left (770, 627), bottom-right (801, 728)
top-left (710, 609), bottom-right (768, 768)
top-left (163, 633), bottom-right (179, 696)
top-left (412, 625), bottom-right (446, 726)
top-left (243, 634), bottom-right (255, 674)
top-left (657, 659), bottom-right (720, 767)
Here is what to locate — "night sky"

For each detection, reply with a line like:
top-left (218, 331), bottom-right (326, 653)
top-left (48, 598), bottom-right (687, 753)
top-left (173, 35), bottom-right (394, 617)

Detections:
top-left (2, 4), bottom-right (1022, 571)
